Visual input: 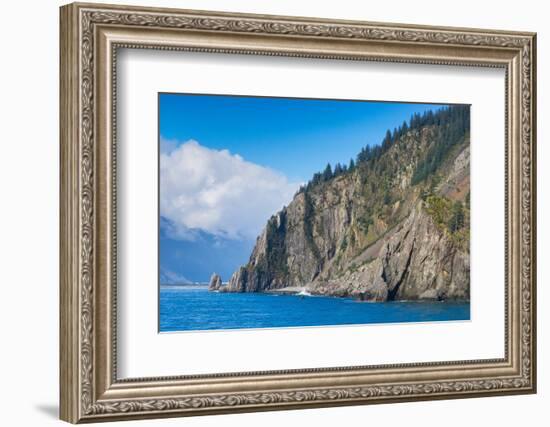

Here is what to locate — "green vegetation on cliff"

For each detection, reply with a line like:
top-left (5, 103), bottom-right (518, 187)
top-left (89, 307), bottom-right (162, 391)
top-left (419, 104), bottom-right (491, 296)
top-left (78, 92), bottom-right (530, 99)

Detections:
top-left (298, 105), bottom-right (470, 194)
top-left (224, 105), bottom-right (471, 301)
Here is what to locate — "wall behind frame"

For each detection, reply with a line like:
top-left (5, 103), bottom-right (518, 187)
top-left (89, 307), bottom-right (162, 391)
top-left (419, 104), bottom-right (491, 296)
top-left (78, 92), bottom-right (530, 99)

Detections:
top-left (0, 0), bottom-right (545, 426)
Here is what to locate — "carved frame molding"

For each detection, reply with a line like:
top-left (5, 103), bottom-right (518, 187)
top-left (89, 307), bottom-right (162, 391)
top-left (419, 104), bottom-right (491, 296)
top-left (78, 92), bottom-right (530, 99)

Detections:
top-left (60, 2), bottom-right (536, 423)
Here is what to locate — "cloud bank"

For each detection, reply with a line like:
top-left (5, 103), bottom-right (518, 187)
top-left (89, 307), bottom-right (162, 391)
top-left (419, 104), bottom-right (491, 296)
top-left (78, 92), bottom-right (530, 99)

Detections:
top-left (160, 140), bottom-right (299, 241)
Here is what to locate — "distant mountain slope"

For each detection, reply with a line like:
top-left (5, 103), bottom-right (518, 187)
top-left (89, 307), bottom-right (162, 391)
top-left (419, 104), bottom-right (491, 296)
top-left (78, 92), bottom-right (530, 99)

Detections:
top-left (217, 105), bottom-right (470, 301)
top-left (159, 220), bottom-right (255, 284)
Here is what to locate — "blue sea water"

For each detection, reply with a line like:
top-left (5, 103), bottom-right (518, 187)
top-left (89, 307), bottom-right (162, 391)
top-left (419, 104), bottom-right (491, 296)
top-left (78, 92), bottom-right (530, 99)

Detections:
top-left (159, 286), bottom-right (470, 332)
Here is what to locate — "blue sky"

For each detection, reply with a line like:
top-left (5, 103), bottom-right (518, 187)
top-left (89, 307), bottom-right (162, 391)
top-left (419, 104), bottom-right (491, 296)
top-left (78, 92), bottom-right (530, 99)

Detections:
top-left (160, 93), bottom-right (444, 182)
top-left (159, 93), bottom-right (448, 283)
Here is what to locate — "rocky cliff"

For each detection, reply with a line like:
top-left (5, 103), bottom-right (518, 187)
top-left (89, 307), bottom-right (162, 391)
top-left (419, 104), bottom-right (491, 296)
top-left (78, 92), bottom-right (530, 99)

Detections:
top-left (217, 106), bottom-right (470, 301)
top-left (208, 273), bottom-right (222, 291)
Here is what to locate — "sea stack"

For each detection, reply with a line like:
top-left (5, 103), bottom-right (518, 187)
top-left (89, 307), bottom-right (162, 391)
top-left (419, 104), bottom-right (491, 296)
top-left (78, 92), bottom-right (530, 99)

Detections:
top-left (208, 273), bottom-right (223, 291)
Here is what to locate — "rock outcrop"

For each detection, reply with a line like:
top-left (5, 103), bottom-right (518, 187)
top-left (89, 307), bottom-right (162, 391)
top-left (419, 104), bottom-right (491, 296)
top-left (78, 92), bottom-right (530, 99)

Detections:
top-left (208, 273), bottom-right (223, 291)
top-left (309, 202), bottom-right (469, 300)
top-left (222, 105), bottom-right (470, 301)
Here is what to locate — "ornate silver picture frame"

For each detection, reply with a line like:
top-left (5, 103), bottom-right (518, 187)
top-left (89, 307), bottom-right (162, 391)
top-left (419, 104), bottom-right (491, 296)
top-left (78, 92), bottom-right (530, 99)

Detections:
top-left (60, 2), bottom-right (536, 423)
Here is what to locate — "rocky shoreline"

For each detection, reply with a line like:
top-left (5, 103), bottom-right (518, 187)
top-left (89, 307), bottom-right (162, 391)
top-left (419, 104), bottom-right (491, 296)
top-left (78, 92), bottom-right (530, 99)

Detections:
top-left (209, 106), bottom-right (470, 303)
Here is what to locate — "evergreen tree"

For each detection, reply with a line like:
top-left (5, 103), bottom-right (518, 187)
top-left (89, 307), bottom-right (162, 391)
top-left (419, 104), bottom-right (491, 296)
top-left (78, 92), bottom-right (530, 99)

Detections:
top-left (311, 172), bottom-right (322, 186)
top-left (391, 127), bottom-right (398, 142)
top-left (401, 120), bottom-right (408, 135)
top-left (299, 104), bottom-right (469, 191)
top-left (426, 110), bottom-right (434, 126)
top-left (356, 145), bottom-right (371, 164)
top-left (382, 130), bottom-right (392, 150)
top-left (322, 163), bottom-right (333, 181)
top-left (448, 201), bottom-right (465, 232)
top-left (411, 105), bottom-right (470, 185)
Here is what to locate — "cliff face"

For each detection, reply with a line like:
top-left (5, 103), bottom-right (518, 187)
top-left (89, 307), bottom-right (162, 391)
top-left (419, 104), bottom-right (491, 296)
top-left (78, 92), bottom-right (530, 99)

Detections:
top-left (309, 202), bottom-right (469, 300)
top-left (220, 107), bottom-right (470, 301)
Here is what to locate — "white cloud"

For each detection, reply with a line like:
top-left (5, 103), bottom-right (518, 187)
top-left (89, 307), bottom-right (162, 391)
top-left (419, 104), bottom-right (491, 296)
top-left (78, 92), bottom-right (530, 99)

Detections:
top-left (160, 137), bottom-right (178, 155)
top-left (160, 140), bottom-right (300, 241)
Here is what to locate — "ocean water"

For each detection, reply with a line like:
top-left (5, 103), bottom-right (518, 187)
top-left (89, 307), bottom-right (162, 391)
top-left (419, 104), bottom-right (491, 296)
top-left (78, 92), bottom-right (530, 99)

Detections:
top-left (159, 286), bottom-right (470, 332)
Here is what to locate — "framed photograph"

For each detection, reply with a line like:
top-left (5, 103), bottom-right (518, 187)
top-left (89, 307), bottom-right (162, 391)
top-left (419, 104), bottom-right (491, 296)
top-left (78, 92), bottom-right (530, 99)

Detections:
top-left (60, 2), bottom-right (537, 423)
